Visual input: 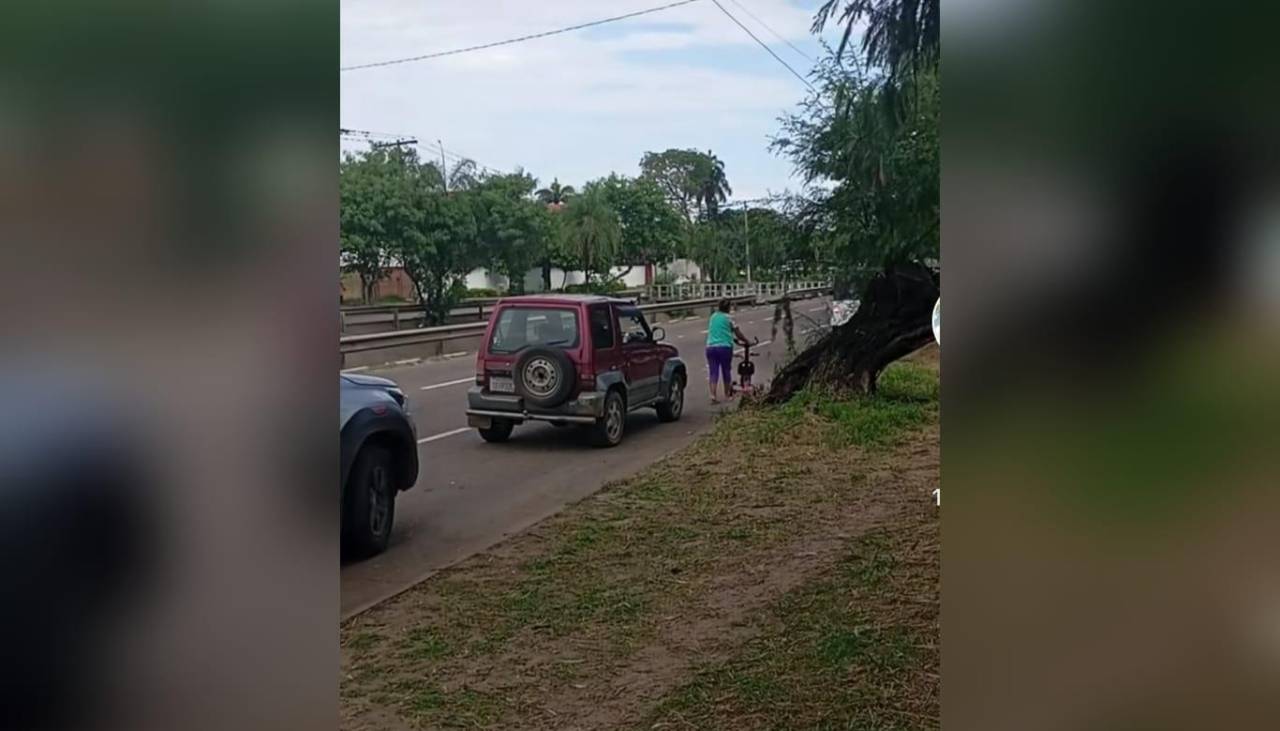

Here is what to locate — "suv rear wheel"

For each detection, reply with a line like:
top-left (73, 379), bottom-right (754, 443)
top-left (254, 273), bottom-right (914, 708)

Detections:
top-left (343, 444), bottom-right (395, 558)
top-left (589, 390), bottom-right (626, 448)
top-left (656, 374), bottom-right (685, 422)
top-left (478, 419), bottom-right (515, 443)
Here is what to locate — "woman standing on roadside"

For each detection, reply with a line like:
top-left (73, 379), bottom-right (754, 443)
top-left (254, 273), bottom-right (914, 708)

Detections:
top-left (706, 299), bottom-right (749, 403)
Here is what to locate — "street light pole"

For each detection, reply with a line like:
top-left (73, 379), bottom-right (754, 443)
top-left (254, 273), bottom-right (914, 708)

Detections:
top-left (438, 139), bottom-right (448, 193)
top-left (743, 206), bottom-right (752, 283)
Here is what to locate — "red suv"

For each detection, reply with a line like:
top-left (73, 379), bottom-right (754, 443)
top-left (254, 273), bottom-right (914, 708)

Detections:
top-left (466, 294), bottom-right (687, 447)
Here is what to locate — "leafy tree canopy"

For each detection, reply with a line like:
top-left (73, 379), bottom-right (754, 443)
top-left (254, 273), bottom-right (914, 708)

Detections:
top-left (639, 148), bottom-right (733, 223)
top-left (587, 174), bottom-right (684, 272)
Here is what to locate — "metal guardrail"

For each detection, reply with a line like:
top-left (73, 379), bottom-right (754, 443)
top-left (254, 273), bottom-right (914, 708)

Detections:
top-left (339, 294), bottom-right (762, 356)
top-left (340, 290), bottom-right (652, 333)
top-left (341, 289), bottom-right (648, 316)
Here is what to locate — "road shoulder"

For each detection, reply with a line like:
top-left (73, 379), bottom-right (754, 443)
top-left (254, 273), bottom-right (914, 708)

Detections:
top-left (341, 346), bottom-right (940, 730)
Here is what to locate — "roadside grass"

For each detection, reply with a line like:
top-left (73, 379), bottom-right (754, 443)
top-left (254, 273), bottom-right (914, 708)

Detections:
top-left (638, 525), bottom-right (940, 731)
top-left (341, 355), bottom-right (939, 730)
top-left (737, 361), bottom-right (939, 449)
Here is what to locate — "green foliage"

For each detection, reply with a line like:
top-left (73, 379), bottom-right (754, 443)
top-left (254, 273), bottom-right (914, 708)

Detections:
top-left (774, 56), bottom-right (938, 294)
top-left (812, 0), bottom-right (940, 83)
top-left (340, 147), bottom-right (480, 324)
top-left (561, 279), bottom-right (626, 295)
top-left (639, 148), bottom-right (732, 222)
top-left (745, 361), bottom-right (938, 448)
top-left (560, 186), bottom-right (622, 283)
top-left (464, 287), bottom-right (503, 299)
top-left (339, 147), bottom-right (443, 303)
top-left (534, 178), bottom-right (575, 205)
top-left (470, 171), bottom-right (552, 295)
top-left (396, 190), bottom-right (479, 325)
top-left (586, 174), bottom-right (683, 279)
top-left (687, 214), bottom-right (742, 283)
top-left (652, 269), bottom-right (679, 286)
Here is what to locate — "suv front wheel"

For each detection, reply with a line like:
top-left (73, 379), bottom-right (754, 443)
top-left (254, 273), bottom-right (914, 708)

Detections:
top-left (589, 391), bottom-right (627, 448)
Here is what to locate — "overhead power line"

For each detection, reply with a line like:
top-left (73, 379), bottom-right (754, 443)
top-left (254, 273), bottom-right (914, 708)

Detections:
top-left (341, 0), bottom-right (703, 72)
top-left (709, 0), bottom-right (814, 90)
top-left (339, 127), bottom-right (417, 148)
top-left (723, 0), bottom-right (814, 63)
top-left (340, 126), bottom-right (507, 175)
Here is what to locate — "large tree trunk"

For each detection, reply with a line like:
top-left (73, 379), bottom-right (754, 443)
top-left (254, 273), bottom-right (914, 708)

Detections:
top-left (764, 262), bottom-right (938, 403)
top-left (604, 265), bottom-right (634, 286)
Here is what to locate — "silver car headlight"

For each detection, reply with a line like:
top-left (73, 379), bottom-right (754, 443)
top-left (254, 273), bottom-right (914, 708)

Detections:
top-left (387, 388), bottom-right (406, 408)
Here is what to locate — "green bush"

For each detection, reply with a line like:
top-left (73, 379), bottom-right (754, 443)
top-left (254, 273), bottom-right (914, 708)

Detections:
top-left (562, 280), bottom-right (626, 295)
top-left (465, 287), bottom-right (503, 299)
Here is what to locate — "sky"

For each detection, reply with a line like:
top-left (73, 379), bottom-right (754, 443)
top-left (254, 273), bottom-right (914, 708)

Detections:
top-left (340, 0), bottom-right (846, 202)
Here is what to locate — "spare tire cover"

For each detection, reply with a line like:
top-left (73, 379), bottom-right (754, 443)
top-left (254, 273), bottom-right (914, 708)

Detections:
top-left (514, 347), bottom-right (577, 408)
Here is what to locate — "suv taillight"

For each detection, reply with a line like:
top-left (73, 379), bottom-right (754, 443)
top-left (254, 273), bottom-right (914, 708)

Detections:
top-left (475, 355), bottom-right (485, 385)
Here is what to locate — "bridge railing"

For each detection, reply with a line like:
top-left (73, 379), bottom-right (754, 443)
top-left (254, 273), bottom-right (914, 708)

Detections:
top-left (646, 280), bottom-right (830, 303)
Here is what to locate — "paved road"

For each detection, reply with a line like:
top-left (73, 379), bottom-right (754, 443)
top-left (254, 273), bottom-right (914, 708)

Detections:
top-left (340, 299), bottom-right (833, 618)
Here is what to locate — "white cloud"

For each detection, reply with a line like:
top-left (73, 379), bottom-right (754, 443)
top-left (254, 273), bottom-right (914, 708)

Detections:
top-left (341, 0), bottom-right (835, 199)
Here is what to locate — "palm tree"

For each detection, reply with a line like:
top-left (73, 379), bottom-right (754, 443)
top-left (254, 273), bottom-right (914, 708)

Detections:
top-left (534, 178), bottom-right (577, 289)
top-left (812, 0), bottom-right (939, 80)
top-left (562, 188), bottom-right (621, 285)
top-left (696, 151), bottom-right (732, 218)
top-left (535, 178), bottom-right (576, 206)
top-left (446, 158), bottom-right (480, 191)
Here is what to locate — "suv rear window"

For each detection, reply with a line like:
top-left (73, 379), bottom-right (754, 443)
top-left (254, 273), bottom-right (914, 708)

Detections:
top-left (489, 307), bottom-right (580, 354)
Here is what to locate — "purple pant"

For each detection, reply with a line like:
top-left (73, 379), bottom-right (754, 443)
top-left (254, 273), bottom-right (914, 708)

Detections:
top-left (706, 346), bottom-right (733, 386)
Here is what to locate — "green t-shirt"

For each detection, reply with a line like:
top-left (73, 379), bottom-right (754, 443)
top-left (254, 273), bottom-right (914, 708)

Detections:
top-left (706, 311), bottom-right (735, 348)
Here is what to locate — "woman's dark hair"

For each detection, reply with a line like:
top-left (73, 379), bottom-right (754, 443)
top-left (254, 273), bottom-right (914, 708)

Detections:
top-left (717, 298), bottom-right (731, 313)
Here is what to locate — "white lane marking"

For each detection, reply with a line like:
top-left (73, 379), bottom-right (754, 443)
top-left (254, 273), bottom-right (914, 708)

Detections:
top-left (676, 334), bottom-right (685, 339)
top-left (341, 366), bottom-right (369, 373)
top-left (420, 376), bottom-right (475, 391)
top-left (699, 328), bottom-right (708, 334)
top-left (737, 339), bottom-right (772, 355)
top-left (807, 307), bottom-right (825, 313)
top-left (417, 427), bottom-right (471, 444)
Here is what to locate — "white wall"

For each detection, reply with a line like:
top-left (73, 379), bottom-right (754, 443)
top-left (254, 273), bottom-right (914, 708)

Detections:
top-left (464, 269), bottom-right (508, 291)
top-left (657, 258), bottom-right (701, 283)
top-left (469, 265), bottom-right (649, 292)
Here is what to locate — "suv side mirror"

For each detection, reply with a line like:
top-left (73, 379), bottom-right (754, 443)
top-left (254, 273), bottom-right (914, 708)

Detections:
top-left (651, 326), bottom-right (666, 342)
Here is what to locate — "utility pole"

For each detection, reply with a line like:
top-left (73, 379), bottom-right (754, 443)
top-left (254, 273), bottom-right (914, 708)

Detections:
top-left (743, 206), bottom-right (752, 283)
top-left (437, 140), bottom-right (448, 193)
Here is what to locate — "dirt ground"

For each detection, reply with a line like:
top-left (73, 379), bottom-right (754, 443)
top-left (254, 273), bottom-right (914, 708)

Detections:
top-left (341, 346), bottom-right (940, 730)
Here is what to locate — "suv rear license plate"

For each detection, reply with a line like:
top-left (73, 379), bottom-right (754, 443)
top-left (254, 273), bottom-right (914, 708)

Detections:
top-left (489, 376), bottom-right (515, 394)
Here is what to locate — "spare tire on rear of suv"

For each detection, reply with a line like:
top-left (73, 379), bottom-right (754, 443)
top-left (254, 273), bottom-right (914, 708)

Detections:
top-left (514, 346), bottom-right (577, 408)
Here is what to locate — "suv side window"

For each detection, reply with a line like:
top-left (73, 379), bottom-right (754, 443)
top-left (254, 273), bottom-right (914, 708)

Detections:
top-left (588, 304), bottom-right (615, 349)
top-left (616, 306), bottom-right (651, 345)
